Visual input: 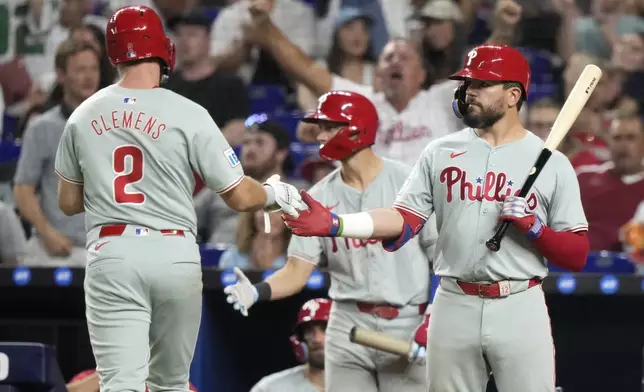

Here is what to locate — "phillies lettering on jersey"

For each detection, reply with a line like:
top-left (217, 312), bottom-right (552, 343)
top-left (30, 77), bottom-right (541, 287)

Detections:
top-left (54, 85), bottom-right (245, 238)
top-left (288, 159), bottom-right (436, 306)
top-left (440, 167), bottom-right (538, 209)
top-left (392, 129), bottom-right (588, 282)
top-left (331, 76), bottom-right (462, 166)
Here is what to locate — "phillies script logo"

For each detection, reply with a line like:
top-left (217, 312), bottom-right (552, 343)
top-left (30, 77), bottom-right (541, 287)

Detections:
top-left (330, 238), bottom-right (380, 253)
top-left (440, 166), bottom-right (538, 209)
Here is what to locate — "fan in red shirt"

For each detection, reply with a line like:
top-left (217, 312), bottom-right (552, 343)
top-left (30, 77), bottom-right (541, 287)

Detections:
top-left (66, 369), bottom-right (198, 392)
top-left (577, 114), bottom-right (644, 251)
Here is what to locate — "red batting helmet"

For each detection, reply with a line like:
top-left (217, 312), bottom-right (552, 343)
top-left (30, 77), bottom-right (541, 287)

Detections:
top-left (106, 6), bottom-right (175, 75)
top-left (449, 44), bottom-right (530, 118)
top-left (302, 90), bottom-right (378, 161)
top-left (290, 298), bottom-right (331, 363)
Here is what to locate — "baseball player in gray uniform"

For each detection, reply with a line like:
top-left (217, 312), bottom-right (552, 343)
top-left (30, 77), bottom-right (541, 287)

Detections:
top-left (225, 91), bottom-right (437, 392)
top-left (53, 6), bottom-right (305, 392)
top-left (284, 45), bottom-right (591, 392)
top-left (250, 298), bottom-right (331, 392)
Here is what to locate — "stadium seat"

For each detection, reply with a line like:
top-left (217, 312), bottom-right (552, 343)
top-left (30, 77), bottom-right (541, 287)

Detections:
top-left (200, 244), bottom-right (229, 267)
top-left (249, 85), bottom-right (288, 114)
top-left (202, 7), bottom-right (220, 21)
top-left (0, 342), bottom-right (67, 392)
top-left (2, 114), bottom-right (18, 143)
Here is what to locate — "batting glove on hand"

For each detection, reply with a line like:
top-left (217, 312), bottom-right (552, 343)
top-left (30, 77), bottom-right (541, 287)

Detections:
top-left (408, 313), bottom-right (430, 365)
top-left (282, 190), bottom-right (339, 237)
top-left (223, 267), bottom-right (258, 317)
top-left (263, 174), bottom-right (308, 218)
top-left (499, 196), bottom-right (545, 239)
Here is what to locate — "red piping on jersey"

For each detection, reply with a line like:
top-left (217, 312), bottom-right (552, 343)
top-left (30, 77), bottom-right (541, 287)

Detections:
top-left (533, 227), bottom-right (589, 272)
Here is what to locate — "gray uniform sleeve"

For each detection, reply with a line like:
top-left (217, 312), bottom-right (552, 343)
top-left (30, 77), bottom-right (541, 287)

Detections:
top-left (287, 234), bottom-right (323, 265)
top-left (189, 109), bottom-right (245, 194)
top-left (392, 147), bottom-right (435, 221)
top-left (14, 120), bottom-right (48, 185)
top-left (547, 155), bottom-right (588, 232)
top-left (54, 122), bottom-right (84, 184)
top-left (0, 203), bottom-right (27, 264)
top-left (418, 214), bottom-right (438, 261)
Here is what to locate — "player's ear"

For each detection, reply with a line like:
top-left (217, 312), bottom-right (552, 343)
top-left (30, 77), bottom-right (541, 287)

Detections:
top-left (56, 69), bottom-right (66, 86)
top-left (506, 85), bottom-right (522, 109)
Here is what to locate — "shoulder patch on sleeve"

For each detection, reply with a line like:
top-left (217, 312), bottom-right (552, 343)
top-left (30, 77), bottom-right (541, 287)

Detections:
top-left (223, 147), bottom-right (240, 168)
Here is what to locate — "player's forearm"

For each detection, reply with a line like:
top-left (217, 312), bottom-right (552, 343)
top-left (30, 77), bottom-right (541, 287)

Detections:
top-left (263, 22), bottom-right (331, 96)
top-left (534, 228), bottom-right (589, 272)
top-left (261, 258), bottom-right (315, 301)
top-left (13, 184), bottom-right (51, 232)
top-left (221, 177), bottom-right (270, 212)
top-left (335, 208), bottom-right (404, 240)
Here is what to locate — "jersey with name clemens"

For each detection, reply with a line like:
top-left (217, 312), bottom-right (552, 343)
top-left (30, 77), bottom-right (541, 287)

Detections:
top-left (53, 85), bottom-right (245, 241)
top-left (288, 158), bottom-right (436, 306)
top-left (392, 128), bottom-right (588, 282)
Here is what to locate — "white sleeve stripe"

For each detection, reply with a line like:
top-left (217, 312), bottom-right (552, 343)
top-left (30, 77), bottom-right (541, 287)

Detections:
top-left (288, 253), bottom-right (319, 266)
top-left (216, 174), bottom-right (245, 194)
top-left (392, 203), bottom-right (428, 220)
top-left (54, 170), bottom-right (84, 184)
top-left (567, 225), bottom-right (589, 232)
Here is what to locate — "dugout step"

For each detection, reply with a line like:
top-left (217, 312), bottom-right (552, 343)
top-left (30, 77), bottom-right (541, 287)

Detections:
top-left (0, 342), bottom-right (66, 392)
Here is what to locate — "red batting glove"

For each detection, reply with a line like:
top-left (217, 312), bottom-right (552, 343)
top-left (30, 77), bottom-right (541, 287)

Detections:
top-left (282, 190), bottom-right (339, 237)
top-left (408, 313), bottom-right (430, 364)
top-left (499, 195), bottom-right (545, 239)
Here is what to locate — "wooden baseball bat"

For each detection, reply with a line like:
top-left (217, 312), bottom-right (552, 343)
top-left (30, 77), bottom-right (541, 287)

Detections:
top-left (486, 64), bottom-right (603, 252)
top-left (349, 326), bottom-right (410, 356)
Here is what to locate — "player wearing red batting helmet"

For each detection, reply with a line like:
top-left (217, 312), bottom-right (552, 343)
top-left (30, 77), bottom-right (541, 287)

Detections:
top-left (250, 298), bottom-right (330, 392)
top-left (281, 42), bottom-right (590, 392)
top-left (226, 89), bottom-right (436, 392)
top-left (106, 5), bottom-right (175, 80)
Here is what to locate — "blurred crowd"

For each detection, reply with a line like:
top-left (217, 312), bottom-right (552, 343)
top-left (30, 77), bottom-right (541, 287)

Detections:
top-left (0, 0), bottom-right (643, 271)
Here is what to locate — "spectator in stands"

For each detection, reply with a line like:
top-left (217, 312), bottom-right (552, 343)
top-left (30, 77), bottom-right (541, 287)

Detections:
top-left (621, 201), bottom-right (644, 265)
top-left (218, 208), bottom-right (289, 269)
top-left (165, 9), bottom-right (250, 147)
top-left (299, 156), bottom-right (337, 186)
top-left (195, 117), bottom-right (306, 246)
top-left (612, 31), bottom-right (644, 115)
top-left (241, 0), bottom-right (519, 166)
top-left (577, 114), bottom-right (644, 251)
top-left (210, 0), bottom-right (316, 90)
top-left (13, 40), bottom-right (100, 267)
top-left (297, 7), bottom-right (376, 112)
top-left (31, 0), bottom-right (107, 97)
top-left (574, 0), bottom-right (644, 60)
top-left (70, 23), bottom-right (118, 89)
top-left (528, 98), bottom-right (604, 167)
top-left (250, 298), bottom-right (328, 391)
top-left (408, 0), bottom-right (468, 87)
top-left (0, 202), bottom-right (28, 265)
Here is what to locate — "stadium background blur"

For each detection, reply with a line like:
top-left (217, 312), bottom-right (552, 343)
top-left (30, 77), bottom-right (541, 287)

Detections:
top-left (0, 0), bottom-right (643, 391)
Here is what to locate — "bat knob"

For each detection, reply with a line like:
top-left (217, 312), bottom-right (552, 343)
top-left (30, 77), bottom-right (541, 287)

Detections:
top-left (486, 238), bottom-right (501, 252)
top-left (349, 326), bottom-right (357, 343)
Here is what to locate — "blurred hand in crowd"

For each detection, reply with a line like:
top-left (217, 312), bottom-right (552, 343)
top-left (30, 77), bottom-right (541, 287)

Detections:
top-left (492, 0), bottom-right (522, 34)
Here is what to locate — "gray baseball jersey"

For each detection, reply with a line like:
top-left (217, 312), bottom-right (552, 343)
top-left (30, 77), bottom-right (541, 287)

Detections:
top-left (250, 365), bottom-right (318, 392)
top-left (54, 85), bottom-right (245, 236)
top-left (288, 158), bottom-right (436, 306)
top-left (391, 128), bottom-right (588, 281)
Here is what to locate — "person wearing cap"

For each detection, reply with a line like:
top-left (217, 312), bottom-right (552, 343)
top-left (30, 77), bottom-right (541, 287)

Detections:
top-left (164, 9), bottom-right (250, 147)
top-left (194, 116), bottom-right (307, 248)
top-left (297, 7), bottom-right (377, 112)
top-left (407, 0), bottom-right (468, 87)
top-left (240, 0), bottom-right (521, 167)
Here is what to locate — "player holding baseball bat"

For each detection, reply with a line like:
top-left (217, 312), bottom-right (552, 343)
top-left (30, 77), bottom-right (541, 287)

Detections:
top-left (284, 45), bottom-right (594, 392)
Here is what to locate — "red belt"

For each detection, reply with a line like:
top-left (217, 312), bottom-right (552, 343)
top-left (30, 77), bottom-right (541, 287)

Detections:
top-left (98, 224), bottom-right (185, 238)
top-left (356, 302), bottom-right (428, 320)
top-left (456, 278), bottom-right (541, 298)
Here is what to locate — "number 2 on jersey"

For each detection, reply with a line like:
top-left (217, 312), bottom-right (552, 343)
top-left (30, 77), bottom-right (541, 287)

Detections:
top-left (113, 145), bottom-right (145, 204)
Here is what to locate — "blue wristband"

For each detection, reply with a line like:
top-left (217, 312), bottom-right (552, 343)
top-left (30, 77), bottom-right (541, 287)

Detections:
top-left (525, 215), bottom-right (545, 240)
top-left (329, 212), bottom-right (342, 237)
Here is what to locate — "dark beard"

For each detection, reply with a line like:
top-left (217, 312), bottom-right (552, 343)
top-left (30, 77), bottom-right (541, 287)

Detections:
top-left (307, 351), bottom-right (325, 370)
top-left (463, 107), bottom-right (504, 129)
